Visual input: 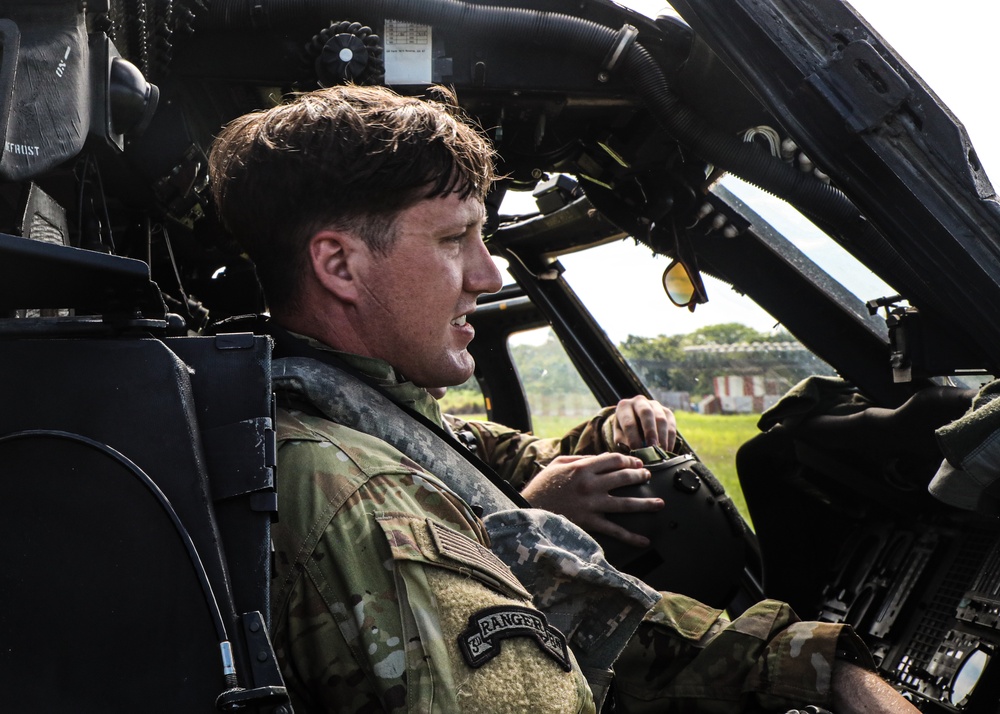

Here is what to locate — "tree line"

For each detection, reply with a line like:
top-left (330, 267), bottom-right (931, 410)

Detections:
top-left (455, 323), bottom-right (834, 400)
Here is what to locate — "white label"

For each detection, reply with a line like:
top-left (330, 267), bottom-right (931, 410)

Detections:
top-left (55, 46), bottom-right (70, 78)
top-left (384, 19), bottom-right (433, 85)
top-left (6, 142), bottom-right (41, 157)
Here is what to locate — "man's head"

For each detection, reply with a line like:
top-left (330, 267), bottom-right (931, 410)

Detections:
top-left (208, 84), bottom-right (497, 313)
top-left (208, 84), bottom-right (503, 387)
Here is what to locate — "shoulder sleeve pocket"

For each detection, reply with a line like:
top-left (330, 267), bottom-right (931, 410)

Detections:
top-left (375, 513), bottom-right (531, 601)
top-left (373, 513), bottom-right (594, 714)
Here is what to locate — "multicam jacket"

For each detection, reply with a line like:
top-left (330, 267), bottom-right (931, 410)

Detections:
top-left (270, 347), bottom-right (863, 713)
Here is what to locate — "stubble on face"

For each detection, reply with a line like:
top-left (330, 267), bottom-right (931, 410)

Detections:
top-left (351, 192), bottom-right (501, 388)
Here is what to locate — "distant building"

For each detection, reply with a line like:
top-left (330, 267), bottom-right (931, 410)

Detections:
top-left (709, 374), bottom-right (782, 413)
top-left (684, 341), bottom-right (833, 414)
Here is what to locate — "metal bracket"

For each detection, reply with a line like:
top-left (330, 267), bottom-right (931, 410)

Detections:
top-left (216, 611), bottom-right (290, 712)
top-left (599, 24), bottom-right (639, 80)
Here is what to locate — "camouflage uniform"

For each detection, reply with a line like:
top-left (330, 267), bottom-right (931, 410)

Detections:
top-left (271, 348), bottom-right (864, 713)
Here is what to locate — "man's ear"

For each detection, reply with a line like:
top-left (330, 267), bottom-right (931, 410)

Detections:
top-left (309, 229), bottom-right (363, 303)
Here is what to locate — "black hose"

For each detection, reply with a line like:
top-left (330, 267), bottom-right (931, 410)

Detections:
top-left (203, 0), bottom-right (930, 292)
top-left (203, 1), bottom-right (851, 218)
top-left (623, 42), bottom-right (860, 223)
top-left (206, 0), bottom-right (614, 60)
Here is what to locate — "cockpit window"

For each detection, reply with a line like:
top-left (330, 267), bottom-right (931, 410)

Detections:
top-left (557, 239), bottom-right (782, 343)
top-left (720, 176), bottom-right (897, 308)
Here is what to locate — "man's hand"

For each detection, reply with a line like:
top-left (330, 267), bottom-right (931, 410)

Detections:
top-left (520, 453), bottom-right (663, 547)
top-left (612, 396), bottom-right (677, 452)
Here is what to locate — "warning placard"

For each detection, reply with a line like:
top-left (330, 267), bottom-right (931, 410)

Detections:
top-left (384, 19), bottom-right (433, 85)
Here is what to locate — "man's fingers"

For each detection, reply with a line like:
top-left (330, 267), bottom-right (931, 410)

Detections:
top-left (598, 466), bottom-right (650, 490)
top-left (614, 405), bottom-right (642, 449)
top-left (584, 453), bottom-right (643, 473)
top-left (613, 396), bottom-right (677, 451)
top-left (587, 517), bottom-right (651, 549)
top-left (654, 409), bottom-right (677, 451)
top-left (573, 458), bottom-right (644, 495)
top-left (638, 407), bottom-right (663, 448)
top-left (601, 495), bottom-right (664, 513)
top-left (637, 400), bottom-right (675, 451)
top-left (549, 454), bottom-right (589, 465)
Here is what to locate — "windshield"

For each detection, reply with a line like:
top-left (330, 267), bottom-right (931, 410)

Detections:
top-left (492, 0), bottom-right (1000, 399)
top-left (719, 177), bottom-right (895, 306)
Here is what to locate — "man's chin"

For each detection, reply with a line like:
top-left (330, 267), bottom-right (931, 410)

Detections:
top-left (413, 355), bottom-right (475, 390)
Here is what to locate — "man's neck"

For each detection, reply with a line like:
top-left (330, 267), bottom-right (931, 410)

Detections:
top-left (275, 326), bottom-right (444, 425)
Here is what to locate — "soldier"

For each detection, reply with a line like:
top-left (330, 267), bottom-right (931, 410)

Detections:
top-left (208, 84), bottom-right (917, 713)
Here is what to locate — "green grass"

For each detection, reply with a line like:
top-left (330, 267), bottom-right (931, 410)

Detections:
top-left (673, 412), bottom-right (760, 525)
top-left (457, 410), bottom-right (761, 525)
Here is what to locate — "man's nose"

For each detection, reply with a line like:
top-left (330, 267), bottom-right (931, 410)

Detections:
top-left (467, 238), bottom-right (504, 295)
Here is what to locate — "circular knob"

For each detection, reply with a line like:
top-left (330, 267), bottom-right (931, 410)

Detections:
top-left (317, 33), bottom-right (370, 85)
top-left (672, 468), bottom-right (701, 494)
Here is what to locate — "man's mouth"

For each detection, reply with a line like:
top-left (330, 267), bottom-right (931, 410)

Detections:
top-left (451, 315), bottom-right (468, 327)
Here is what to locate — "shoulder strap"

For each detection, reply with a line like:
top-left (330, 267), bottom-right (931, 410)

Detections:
top-left (267, 325), bottom-right (529, 510)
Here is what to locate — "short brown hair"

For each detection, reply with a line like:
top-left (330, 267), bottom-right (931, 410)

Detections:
top-left (208, 84), bottom-right (496, 311)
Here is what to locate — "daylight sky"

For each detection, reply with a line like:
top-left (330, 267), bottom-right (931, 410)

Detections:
top-left (615, 0), bottom-right (1000, 176)
top-left (538, 0), bottom-right (1000, 344)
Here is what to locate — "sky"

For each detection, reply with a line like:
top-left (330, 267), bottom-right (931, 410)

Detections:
top-left (516, 0), bottom-right (1000, 345)
top-left (615, 0), bottom-right (1000, 173)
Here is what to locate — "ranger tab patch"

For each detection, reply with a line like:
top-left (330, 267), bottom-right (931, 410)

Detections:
top-left (458, 605), bottom-right (572, 672)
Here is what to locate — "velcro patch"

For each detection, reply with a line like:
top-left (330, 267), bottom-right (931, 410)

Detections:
top-left (458, 605), bottom-right (572, 672)
top-left (428, 519), bottom-right (529, 599)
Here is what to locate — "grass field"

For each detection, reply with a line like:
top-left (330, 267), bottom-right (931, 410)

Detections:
top-left (672, 412), bottom-right (760, 524)
top-left (455, 410), bottom-right (761, 524)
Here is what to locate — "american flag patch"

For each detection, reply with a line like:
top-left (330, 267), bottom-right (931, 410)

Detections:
top-left (427, 519), bottom-right (529, 598)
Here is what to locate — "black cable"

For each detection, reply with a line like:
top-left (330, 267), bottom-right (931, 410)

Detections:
top-left (89, 155), bottom-right (117, 254)
top-left (74, 154), bottom-right (90, 248)
top-left (0, 429), bottom-right (238, 685)
top-left (159, 223), bottom-right (195, 320)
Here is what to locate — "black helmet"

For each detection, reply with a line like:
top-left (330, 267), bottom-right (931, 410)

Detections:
top-left (593, 447), bottom-right (751, 608)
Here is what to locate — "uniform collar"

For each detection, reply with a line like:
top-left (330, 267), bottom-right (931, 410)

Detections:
top-left (285, 331), bottom-right (444, 425)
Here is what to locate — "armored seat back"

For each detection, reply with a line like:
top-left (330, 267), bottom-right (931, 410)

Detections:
top-left (0, 233), bottom-right (285, 713)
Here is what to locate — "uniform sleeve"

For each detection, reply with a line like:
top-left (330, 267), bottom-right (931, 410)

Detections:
top-left (446, 410), bottom-right (694, 491)
top-left (444, 409), bottom-right (616, 490)
top-left (270, 419), bottom-right (595, 714)
top-left (610, 594), bottom-right (868, 712)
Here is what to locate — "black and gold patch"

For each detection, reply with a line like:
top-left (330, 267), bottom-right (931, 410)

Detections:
top-left (458, 605), bottom-right (571, 672)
